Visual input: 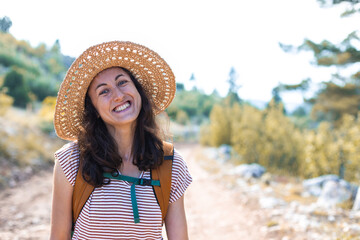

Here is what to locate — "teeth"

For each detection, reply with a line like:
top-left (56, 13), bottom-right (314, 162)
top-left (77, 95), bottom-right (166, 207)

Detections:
top-left (114, 102), bottom-right (130, 112)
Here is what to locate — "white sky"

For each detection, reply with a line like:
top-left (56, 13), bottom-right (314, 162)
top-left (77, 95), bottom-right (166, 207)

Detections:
top-left (2, 0), bottom-right (360, 110)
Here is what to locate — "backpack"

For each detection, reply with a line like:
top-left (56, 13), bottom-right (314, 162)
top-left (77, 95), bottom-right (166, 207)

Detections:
top-left (72, 141), bottom-right (174, 228)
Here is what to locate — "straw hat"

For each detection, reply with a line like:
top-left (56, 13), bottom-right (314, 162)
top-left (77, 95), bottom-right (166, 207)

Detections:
top-left (54, 41), bottom-right (176, 141)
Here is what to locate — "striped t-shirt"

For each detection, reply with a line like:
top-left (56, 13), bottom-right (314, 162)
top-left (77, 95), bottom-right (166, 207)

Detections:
top-left (55, 142), bottom-right (192, 240)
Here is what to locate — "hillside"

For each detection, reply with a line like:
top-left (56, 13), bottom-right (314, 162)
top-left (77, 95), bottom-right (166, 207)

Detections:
top-left (0, 107), bottom-right (64, 189)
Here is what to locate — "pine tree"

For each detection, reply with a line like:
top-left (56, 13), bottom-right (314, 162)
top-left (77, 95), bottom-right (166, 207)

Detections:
top-left (281, 1), bottom-right (360, 124)
top-left (0, 16), bottom-right (12, 33)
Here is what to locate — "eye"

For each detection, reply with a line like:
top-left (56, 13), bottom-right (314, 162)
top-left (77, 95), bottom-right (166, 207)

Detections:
top-left (117, 80), bottom-right (127, 86)
top-left (99, 89), bottom-right (109, 95)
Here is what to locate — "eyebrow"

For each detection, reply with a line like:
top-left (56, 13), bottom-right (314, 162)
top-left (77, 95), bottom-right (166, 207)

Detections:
top-left (115, 74), bottom-right (125, 81)
top-left (95, 83), bottom-right (107, 90)
top-left (95, 74), bottom-right (125, 90)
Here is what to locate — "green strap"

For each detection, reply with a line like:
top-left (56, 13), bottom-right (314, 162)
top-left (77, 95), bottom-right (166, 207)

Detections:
top-left (130, 184), bottom-right (139, 223)
top-left (103, 172), bottom-right (160, 223)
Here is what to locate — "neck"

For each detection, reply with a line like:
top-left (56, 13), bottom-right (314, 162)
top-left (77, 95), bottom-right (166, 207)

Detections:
top-left (106, 123), bottom-right (136, 162)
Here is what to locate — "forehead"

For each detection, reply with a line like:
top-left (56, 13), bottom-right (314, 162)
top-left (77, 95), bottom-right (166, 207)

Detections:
top-left (89, 67), bottom-right (130, 89)
top-left (94, 67), bottom-right (129, 81)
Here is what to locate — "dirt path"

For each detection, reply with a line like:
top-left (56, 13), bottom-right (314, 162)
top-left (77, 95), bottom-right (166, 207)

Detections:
top-left (0, 144), bottom-right (266, 240)
top-left (0, 171), bottom-right (53, 239)
top-left (177, 144), bottom-right (266, 240)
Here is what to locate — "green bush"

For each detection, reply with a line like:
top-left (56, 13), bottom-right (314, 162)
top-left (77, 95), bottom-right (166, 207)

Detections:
top-left (0, 50), bottom-right (40, 76)
top-left (28, 78), bottom-right (58, 101)
top-left (175, 110), bottom-right (190, 125)
top-left (166, 89), bottom-right (221, 124)
top-left (2, 68), bottom-right (30, 107)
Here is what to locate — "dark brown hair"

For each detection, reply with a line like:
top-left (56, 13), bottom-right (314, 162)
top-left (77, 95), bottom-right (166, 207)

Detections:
top-left (77, 67), bottom-right (164, 187)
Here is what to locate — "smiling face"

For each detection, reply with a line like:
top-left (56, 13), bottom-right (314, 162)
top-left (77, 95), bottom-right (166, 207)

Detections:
top-left (87, 67), bottom-right (142, 132)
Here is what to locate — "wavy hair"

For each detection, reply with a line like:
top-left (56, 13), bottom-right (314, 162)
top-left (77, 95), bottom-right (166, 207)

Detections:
top-left (77, 67), bottom-right (164, 187)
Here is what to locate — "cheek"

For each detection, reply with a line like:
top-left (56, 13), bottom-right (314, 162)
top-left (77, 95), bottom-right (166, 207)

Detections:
top-left (136, 93), bottom-right (142, 110)
top-left (89, 94), bottom-right (104, 114)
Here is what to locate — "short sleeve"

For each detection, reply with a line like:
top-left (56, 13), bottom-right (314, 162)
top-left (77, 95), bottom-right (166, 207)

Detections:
top-left (54, 141), bottom-right (80, 186)
top-left (169, 149), bottom-right (192, 203)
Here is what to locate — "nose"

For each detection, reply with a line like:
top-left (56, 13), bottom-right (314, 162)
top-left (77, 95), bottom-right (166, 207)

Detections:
top-left (113, 87), bottom-right (125, 102)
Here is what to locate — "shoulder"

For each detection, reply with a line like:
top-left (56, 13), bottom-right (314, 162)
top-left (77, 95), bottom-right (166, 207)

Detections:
top-left (54, 141), bottom-right (80, 186)
top-left (169, 148), bottom-right (192, 203)
top-left (54, 141), bottom-right (80, 161)
top-left (171, 148), bottom-right (191, 179)
top-left (172, 149), bottom-right (188, 167)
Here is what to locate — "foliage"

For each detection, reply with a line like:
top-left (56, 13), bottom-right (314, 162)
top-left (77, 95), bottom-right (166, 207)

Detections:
top-left (166, 88), bottom-right (221, 124)
top-left (28, 77), bottom-right (59, 101)
top-left (310, 81), bottom-right (360, 123)
top-left (260, 101), bottom-right (303, 174)
top-left (272, 79), bottom-right (311, 106)
top-left (231, 104), bottom-right (264, 163)
top-left (230, 101), bottom-right (303, 175)
top-left (0, 16), bottom-right (12, 33)
top-left (0, 108), bottom-right (63, 168)
top-left (199, 123), bottom-right (212, 146)
top-left (0, 32), bottom-right (73, 107)
top-left (175, 109), bottom-right (190, 125)
top-left (280, 1), bottom-right (360, 124)
top-left (208, 104), bottom-right (233, 146)
top-left (0, 91), bottom-right (13, 116)
top-left (317, 0), bottom-right (360, 16)
top-left (203, 98), bottom-right (360, 182)
top-left (2, 68), bottom-right (30, 107)
top-left (270, 1), bottom-right (360, 182)
top-left (303, 114), bottom-right (360, 182)
top-left (38, 96), bottom-right (57, 133)
top-left (223, 67), bottom-right (241, 106)
top-left (0, 46), bottom-right (41, 75)
top-left (227, 67), bottom-right (241, 101)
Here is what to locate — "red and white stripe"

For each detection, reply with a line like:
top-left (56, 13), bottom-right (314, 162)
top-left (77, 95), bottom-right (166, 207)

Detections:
top-left (55, 142), bottom-right (192, 240)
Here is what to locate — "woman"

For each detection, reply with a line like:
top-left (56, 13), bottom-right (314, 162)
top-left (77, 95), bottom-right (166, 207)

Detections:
top-left (50, 41), bottom-right (192, 239)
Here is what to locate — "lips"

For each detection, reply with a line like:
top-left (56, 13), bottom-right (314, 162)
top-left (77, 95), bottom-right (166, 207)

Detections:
top-left (113, 102), bottom-right (130, 112)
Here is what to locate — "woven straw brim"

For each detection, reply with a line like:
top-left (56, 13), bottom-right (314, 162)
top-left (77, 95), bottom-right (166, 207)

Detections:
top-left (54, 41), bottom-right (176, 141)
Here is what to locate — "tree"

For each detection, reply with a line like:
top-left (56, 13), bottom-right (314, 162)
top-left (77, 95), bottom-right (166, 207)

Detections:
top-left (51, 39), bottom-right (61, 53)
top-left (188, 73), bottom-right (196, 90)
top-left (223, 67), bottom-right (241, 106)
top-left (271, 86), bottom-right (282, 104)
top-left (281, 1), bottom-right (360, 124)
top-left (166, 88), bottom-right (220, 123)
top-left (271, 79), bottom-right (311, 113)
top-left (0, 16), bottom-right (12, 33)
top-left (2, 69), bottom-right (31, 107)
top-left (176, 83), bottom-right (185, 91)
top-left (317, 0), bottom-right (360, 16)
top-left (309, 81), bottom-right (360, 123)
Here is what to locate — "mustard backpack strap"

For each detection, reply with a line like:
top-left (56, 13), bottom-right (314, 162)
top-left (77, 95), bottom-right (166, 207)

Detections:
top-left (72, 169), bottom-right (94, 225)
top-left (151, 141), bottom-right (174, 223)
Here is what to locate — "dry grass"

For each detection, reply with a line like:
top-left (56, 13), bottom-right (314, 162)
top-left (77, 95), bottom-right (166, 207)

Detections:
top-left (266, 220), bottom-right (279, 228)
top-left (0, 107), bottom-right (64, 189)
